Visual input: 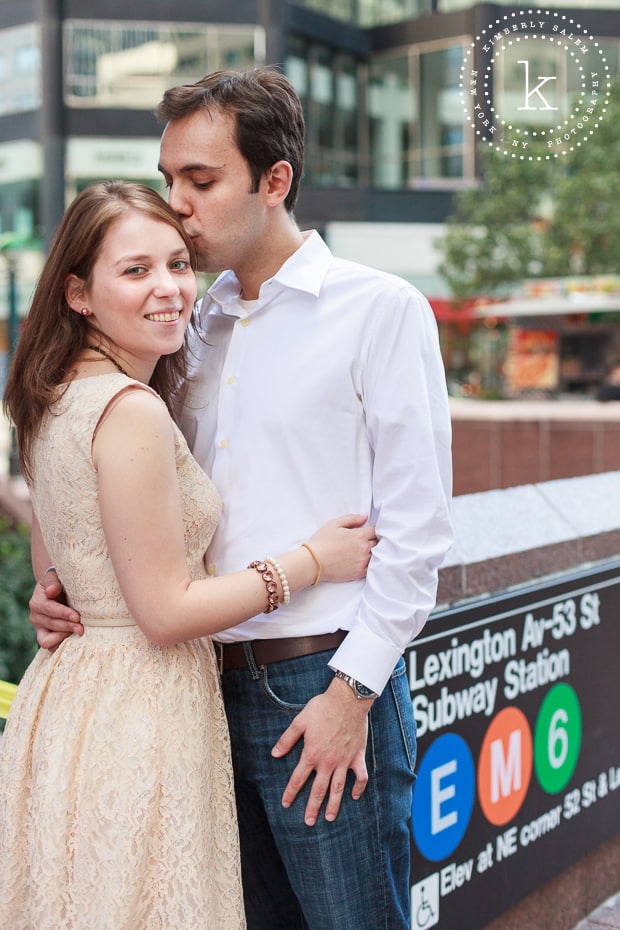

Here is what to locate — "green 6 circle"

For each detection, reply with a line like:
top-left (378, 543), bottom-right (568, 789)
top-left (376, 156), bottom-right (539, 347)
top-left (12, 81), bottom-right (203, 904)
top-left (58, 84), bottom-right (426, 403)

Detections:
top-left (534, 683), bottom-right (582, 794)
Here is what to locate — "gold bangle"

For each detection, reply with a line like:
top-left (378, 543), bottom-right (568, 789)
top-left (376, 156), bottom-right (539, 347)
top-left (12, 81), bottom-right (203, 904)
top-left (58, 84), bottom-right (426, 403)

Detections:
top-left (247, 561), bottom-right (280, 614)
top-left (301, 543), bottom-right (322, 586)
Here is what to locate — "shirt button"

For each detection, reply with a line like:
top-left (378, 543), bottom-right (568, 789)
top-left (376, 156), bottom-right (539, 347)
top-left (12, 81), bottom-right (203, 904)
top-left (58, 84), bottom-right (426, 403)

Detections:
top-left (240, 318), bottom-right (250, 327)
top-left (219, 439), bottom-right (228, 449)
top-left (226, 375), bottom-right (235, 385)
top-left (207, 563), bottom-right (216, 576)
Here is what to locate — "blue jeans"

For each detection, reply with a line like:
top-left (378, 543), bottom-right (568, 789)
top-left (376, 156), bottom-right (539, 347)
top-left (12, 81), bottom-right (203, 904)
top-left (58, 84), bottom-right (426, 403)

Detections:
top-left (221, 648), bottom-right (416, 930)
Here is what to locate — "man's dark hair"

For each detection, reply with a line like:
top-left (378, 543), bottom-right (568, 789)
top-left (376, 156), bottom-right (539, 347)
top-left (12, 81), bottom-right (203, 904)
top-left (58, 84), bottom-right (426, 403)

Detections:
top-left (157, 67), bottom-right (305, 213)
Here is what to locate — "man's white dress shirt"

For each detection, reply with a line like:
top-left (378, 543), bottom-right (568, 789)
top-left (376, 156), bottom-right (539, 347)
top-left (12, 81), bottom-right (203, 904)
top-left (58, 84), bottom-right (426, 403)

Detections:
top-left (177, 230), bottom-right (453, 694)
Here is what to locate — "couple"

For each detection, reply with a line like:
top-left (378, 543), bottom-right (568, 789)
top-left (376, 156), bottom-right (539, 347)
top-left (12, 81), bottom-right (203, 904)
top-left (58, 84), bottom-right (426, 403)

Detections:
top-left (1, 67), bottom-right (453, 929)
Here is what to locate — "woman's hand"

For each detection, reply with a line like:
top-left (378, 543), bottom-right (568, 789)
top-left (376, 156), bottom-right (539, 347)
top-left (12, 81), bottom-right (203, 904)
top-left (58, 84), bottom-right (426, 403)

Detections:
top-left (306, 514), bottom-right (377, 583)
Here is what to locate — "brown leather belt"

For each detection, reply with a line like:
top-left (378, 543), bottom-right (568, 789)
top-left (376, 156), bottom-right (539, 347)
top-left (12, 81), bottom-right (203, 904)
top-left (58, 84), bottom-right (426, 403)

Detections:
top-left (217, 631), bottom-right (346, 671)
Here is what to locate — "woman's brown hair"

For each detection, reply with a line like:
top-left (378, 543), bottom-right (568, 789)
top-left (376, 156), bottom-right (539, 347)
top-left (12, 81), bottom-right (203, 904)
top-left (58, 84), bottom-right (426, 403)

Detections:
top-left (3, 180), bottom-right (197, 481)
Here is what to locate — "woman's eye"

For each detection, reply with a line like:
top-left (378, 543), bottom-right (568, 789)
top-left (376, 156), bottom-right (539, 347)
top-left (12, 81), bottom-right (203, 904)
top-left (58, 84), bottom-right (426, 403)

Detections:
top-left (170, 259), bottom-right (191, 271)
top-left (125, 265), bottom-right (147, 275)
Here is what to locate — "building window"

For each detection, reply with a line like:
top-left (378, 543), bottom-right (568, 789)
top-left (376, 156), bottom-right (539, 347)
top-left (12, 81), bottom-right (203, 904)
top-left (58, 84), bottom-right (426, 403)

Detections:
top-left (289, 0), bottom-right (424, 26)
top-left (369, 41), bottom-right (469, 188)
top-left (368, 54), bottom-right (413, 187)
top-left (286, 37), bottom-right (361, 186)
top-left (14, 44), bottom-right (41, 74)
top-left (0, 23), bottom-right (41, 116)
top-left (439, 0), bottom-right (620, 8)
top-left (64, 21), bottom-right (264, 109)
top-left (419, 44), bottom-right (465, 179)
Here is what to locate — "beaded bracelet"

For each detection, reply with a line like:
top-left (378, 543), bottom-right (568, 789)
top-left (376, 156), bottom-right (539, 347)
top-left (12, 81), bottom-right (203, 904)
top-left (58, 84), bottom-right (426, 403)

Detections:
top-left (247, 561), bottom-right (280, 614)
top-left (265, 557), bottom-right (291, 606)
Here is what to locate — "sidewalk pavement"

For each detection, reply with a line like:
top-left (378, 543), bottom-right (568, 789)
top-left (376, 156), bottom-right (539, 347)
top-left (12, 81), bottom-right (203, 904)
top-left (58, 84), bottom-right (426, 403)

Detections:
top-left (575, 893), bottom-right (620, 930)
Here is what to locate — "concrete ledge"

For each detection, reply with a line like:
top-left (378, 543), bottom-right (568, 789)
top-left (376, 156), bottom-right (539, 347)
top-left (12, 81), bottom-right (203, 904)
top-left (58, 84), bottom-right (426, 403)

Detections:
top-left (438, 471), bottom-right (620, 606)
top-left (450, 399), bottom-right (620, 422)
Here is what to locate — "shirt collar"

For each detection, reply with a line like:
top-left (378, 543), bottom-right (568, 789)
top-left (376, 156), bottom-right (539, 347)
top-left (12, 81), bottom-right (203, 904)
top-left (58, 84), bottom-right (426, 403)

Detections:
top-left (205, 230), bottom-right (332, 318)
top-left (273, 229), bottom-right (331, 297)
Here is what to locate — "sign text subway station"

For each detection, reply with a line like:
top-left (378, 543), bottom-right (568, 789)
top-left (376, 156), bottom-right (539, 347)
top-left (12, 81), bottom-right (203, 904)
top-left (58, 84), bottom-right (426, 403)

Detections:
top-left (407, 562), bottom-right (620, 930)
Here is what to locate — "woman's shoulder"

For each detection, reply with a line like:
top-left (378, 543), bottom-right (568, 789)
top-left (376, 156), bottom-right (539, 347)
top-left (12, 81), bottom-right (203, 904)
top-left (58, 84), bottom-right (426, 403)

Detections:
top-left (54, 376), bottom-right (171, 452)
top-left (65, 374), bottom-right (163, 413)
top-left (95, 379), bottom-right (171, 435)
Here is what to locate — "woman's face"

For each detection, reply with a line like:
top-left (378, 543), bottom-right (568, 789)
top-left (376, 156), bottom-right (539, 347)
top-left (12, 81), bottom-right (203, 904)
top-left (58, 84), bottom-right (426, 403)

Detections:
top-left (77, 210), bottom-right (197, 376)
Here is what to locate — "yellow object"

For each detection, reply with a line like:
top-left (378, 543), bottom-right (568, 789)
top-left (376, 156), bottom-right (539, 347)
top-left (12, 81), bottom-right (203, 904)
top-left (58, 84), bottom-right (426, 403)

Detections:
top-left (0, 680), bottom-right (18, 719)
top-left (300, 542), bottom-right (322, 586)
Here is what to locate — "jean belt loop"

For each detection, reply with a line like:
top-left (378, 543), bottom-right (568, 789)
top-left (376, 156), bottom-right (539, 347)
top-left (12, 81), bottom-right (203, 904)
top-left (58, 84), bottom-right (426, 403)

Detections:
top-left (242, 642), bottom-right (262, 679)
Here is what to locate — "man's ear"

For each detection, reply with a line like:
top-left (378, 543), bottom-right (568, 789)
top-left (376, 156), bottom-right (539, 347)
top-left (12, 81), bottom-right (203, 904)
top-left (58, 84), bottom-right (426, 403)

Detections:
top-left (264, 160), bottom-right (293, 206)
top-left (65, 274), bottom-right (87, 315)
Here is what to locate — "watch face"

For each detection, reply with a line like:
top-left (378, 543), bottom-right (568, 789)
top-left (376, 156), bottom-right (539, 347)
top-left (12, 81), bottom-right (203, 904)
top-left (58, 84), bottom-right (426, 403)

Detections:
top-left (354, 681), bottom-right (376, 698)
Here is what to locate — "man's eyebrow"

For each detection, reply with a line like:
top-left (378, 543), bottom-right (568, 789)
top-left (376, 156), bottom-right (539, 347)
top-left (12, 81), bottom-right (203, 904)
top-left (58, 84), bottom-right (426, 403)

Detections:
top-left (157, 161), bottom-right (224, 174)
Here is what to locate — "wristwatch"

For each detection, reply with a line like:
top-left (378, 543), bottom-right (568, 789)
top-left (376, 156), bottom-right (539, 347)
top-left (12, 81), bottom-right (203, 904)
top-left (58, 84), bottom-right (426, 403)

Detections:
top-left (333, 670), bottom-right (378, 700)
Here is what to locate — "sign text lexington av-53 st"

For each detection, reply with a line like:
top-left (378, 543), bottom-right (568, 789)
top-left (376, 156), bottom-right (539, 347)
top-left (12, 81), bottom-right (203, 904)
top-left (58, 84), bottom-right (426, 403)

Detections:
top-left (406, 561), bottom-right (620, 930)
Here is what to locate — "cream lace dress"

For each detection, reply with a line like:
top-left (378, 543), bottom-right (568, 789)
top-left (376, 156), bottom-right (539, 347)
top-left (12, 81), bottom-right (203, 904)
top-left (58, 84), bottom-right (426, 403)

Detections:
top-left (0, 374), bottom-right (246, 930)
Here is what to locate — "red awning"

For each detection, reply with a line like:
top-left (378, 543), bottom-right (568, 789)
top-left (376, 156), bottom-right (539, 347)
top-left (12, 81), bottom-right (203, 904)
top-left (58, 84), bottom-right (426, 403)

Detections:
top-left (428, 298), bottom-right (478, 322)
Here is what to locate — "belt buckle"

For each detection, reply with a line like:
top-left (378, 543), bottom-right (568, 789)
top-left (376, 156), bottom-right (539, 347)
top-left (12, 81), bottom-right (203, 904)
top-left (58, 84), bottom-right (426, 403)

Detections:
top-left (215, 642), bottom-right (224, 675)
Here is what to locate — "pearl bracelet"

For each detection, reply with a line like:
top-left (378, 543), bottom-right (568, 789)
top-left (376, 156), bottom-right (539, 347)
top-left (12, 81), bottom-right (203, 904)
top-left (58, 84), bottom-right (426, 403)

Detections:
top-left (265, 557), bottom-right (291, 606)
top-left (247, 561), bottom-right (279, 613)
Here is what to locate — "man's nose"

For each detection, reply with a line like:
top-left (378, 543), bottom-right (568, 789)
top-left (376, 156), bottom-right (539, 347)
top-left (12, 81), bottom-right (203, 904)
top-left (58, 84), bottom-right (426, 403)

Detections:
top-left (167, 183), bottom-right (190, 217)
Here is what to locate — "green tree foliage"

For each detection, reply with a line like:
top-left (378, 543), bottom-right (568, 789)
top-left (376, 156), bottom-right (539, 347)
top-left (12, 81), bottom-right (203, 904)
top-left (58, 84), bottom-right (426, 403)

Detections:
top-left (545, 87), bottom-right (620, 276)
top-left (438, 142), bottom-right (554, 299)
top-left (437, 79), bottom-right (620, 299)
top-left (0, 518), bottom-right (37, 687)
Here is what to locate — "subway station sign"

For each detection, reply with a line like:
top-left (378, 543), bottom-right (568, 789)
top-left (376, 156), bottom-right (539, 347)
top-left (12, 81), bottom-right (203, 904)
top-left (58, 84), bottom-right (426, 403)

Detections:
top-left (407, 560), bottom-right (620, 930)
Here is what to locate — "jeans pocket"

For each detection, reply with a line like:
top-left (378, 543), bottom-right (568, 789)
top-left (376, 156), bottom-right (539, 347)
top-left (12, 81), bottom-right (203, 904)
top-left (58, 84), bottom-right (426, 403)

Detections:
top-left (260, 669), bottom-right (307, 712)
top-left (258, 653), bottom-right (334, 713)
top-left (389, 658), bottom-right (417, 775)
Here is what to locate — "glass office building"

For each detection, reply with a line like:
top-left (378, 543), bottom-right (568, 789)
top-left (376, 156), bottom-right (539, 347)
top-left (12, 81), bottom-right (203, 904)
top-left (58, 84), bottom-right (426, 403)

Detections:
top-left (0, 0), bottom-right (619, 340)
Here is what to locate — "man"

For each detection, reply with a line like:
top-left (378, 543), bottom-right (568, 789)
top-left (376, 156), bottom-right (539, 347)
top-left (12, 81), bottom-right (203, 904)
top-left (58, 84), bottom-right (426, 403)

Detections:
top-left (30, 67), bottom-right (453, 929)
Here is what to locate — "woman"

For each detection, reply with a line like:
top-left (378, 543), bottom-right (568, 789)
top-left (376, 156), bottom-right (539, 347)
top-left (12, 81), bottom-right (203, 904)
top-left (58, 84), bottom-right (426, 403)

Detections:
top-left (0, 181), bottom-right (375, 929)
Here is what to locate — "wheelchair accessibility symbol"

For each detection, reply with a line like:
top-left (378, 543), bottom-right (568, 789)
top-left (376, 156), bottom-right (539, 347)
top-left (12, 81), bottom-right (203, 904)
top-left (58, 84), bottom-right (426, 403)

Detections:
top-left (411, 874), bottom-right (439, 929)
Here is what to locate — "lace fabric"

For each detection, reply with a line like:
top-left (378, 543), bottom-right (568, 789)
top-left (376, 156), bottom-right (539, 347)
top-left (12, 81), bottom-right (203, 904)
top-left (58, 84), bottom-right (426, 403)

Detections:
top-left (0, 375), bottom-right (246, 929)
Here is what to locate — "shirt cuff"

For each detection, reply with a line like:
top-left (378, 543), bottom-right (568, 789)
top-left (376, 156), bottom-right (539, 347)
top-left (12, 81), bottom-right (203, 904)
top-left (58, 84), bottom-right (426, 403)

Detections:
top-left (328, 625), bottom-right (404, 696)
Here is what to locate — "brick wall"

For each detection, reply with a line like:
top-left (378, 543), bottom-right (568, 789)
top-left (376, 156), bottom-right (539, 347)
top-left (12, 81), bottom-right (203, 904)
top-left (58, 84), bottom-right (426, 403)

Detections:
top-left (451, 399), bottom-right (620, 496)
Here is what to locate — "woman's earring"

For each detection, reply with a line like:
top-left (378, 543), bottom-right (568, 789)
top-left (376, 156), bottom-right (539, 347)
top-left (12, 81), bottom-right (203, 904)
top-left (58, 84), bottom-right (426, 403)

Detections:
top-left (81, 308), bottom-right (90, 316)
